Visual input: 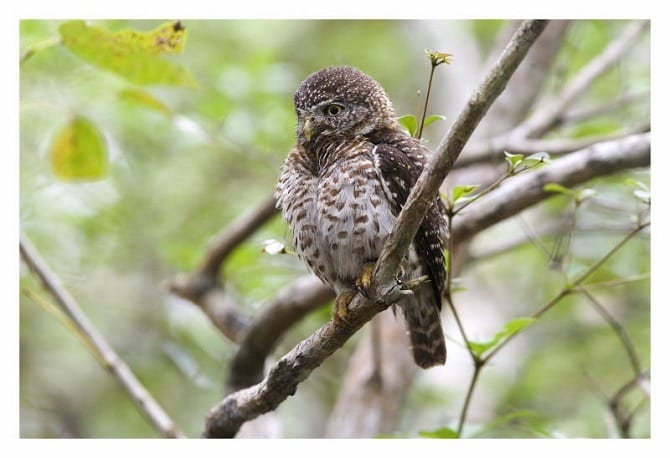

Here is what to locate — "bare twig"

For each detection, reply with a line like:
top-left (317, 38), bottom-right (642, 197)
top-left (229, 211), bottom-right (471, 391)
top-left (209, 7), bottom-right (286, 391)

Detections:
top-left (521, 20), bottom-right (649, 138)
top-left (581, 289), bottom-right (643, 375)
top-left (202, 19), bottom-right (549, 438)
top-left (20, 234), bottom-right (185, 439)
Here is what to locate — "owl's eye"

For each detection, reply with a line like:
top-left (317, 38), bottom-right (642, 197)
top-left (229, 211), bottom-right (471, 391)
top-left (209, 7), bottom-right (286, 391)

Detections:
top-left (324, 104), bottom-right (344, 116)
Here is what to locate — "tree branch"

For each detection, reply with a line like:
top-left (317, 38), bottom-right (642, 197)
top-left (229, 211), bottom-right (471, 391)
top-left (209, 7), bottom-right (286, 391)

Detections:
top-left (452, 132), bottom-right (650, 241)
top-left (202, 19), bottom-right (549, 438)
top-left (167, 196), bottom-right (278, 340)
top-left (20, 234), bottom-right (185, 439)
top-left (374, 20), bottom-right (550, 287)
top-left (226, 275), bottom-right (334, 392)
top-left (197, 195), bottom-right (278, 280)
top-left (521, 20), bottom-right (649, 138)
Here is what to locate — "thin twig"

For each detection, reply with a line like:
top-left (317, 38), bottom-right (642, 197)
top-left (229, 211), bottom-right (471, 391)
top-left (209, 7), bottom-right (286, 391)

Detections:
top-left (20, 234), bottom-right (185, 439)
top-left (482, 221), bottom-right (649, 364)
top-left (580, 288), bottom-right (642, 375)
top-left (522, 20), bottom-right (649, 138)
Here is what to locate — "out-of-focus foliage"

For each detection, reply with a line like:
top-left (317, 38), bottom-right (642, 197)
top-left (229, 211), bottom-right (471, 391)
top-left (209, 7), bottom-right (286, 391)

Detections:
top-left (19, 20), bottom-right (649, 438)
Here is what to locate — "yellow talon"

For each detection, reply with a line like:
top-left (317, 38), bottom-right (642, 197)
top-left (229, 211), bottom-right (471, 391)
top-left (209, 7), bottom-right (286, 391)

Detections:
top-left (332, 289), bottom-right (357, 328)
top-left (354, 261), bottom-right (377, 297)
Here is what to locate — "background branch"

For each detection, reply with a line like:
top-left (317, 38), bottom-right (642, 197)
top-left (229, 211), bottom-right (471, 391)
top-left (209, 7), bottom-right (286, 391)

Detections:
top-left (20, 234), bottom-right (185, 439)
top-left (452, 133), bottom-right (650, 241)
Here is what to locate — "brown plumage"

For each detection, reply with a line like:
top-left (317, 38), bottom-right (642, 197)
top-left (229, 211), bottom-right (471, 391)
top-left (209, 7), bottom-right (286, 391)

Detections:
top-left (275, 66), bottom-right (447, 368)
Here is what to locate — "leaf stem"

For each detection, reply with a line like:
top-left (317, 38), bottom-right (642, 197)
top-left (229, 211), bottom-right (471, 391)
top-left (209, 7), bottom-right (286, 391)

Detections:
top-left (417, 64), bottom-right (436, 139)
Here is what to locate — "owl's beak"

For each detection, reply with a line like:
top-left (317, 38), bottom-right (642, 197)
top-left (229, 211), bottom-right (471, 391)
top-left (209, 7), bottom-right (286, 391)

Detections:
top-left (303, 117), bottom-right (314, 142)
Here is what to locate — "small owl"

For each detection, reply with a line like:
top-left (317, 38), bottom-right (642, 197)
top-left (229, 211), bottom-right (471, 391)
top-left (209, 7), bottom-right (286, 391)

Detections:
top-left (275, 66), bottom-right (447, 368)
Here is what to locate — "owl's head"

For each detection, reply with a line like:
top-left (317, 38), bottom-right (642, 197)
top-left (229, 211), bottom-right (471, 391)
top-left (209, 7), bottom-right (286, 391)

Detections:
top-left (293, 66), bottom-right (396, 145)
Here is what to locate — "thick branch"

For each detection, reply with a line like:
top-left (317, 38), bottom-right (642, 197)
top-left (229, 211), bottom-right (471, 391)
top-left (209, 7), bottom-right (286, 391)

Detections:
top-left (202, 19), bottom-right (549, 438)
top-left (453, 132), bottom-right (650, 241)
top-left (20, 234), bottom-right (184, 439)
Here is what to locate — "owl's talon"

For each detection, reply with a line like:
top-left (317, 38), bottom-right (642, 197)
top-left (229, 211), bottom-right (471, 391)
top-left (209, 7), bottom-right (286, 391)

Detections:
top-left (354, 262), bottom-right (377, 298)
top-left (333, 289), bottom-right (357, 328)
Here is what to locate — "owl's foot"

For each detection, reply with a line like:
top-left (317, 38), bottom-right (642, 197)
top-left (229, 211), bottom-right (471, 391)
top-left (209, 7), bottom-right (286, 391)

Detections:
top-left (332, 289), bottom-right (357, 327)
top-left (354, 261), bottom-right (377, 298)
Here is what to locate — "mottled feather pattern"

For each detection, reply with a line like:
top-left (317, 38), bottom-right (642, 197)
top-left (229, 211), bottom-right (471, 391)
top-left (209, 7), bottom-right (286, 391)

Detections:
top-left (275, 66), bottom-right (447, 368)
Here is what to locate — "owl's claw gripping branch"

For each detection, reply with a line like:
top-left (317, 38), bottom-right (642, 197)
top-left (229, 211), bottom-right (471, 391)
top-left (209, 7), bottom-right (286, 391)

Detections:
top-left (354, 261), bottom-right (377, 298)
top-left (332, 290), bottom-right (357, 328)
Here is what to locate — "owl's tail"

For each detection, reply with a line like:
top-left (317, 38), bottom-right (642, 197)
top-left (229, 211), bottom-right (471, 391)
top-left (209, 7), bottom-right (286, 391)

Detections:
top-left (400, 286), bottom-right (446, 368)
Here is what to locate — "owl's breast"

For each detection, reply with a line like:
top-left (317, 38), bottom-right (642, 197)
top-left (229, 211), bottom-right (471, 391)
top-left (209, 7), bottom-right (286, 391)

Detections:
top-left (312, 155), bottom-right (396, 290)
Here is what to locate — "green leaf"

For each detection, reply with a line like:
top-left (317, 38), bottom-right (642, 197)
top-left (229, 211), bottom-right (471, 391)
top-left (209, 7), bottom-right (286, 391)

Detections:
top-left (451, 184), bottom-right (479, 203)
top-left (472, 410), bottom-right (552, 438)
top-left (518, 151), bottom-right (551, 168)
top-left (397, 114), bottom-right (418, 137)
top-left (119, 88), bottom-right (173, 116)
top-left (423, 114), bottom-right (446, 128)
top-left (58, 20), bottom-right (196, 87)
top-left (543, 183), bottom-right (574, 196)
top-left (50, 116), bottom-right (108, 181)
top-left (503, 151), bottom-right (524, 168)
top-left (418, 426), bottom-right (459, 438)
top-left (468, 317), bottom-right (536, 357)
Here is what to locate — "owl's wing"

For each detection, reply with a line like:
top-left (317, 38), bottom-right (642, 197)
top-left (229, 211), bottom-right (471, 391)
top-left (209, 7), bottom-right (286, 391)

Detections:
top-left (371, 143), bottom-right (447, 308)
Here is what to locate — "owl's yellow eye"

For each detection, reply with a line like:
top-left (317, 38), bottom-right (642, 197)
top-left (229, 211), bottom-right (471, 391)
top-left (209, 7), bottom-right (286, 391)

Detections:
top-left (324, 104), bottom-right (343, 116)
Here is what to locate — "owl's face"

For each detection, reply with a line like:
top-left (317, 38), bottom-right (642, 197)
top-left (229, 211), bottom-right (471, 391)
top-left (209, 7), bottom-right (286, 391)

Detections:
top-left (293, 66), bottom-right (395, 146)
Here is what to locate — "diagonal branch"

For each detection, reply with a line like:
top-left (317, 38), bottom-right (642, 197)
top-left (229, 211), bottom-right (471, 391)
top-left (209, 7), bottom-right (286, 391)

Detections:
top-left (202, 19), bottom-right (549, 438)
top-left (20, 234), bottom-right (185, 439)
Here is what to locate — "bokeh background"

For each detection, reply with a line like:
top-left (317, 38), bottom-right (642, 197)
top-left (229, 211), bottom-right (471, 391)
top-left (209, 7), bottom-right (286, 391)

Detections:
top-left (19, 19), bottom-right (650, 438)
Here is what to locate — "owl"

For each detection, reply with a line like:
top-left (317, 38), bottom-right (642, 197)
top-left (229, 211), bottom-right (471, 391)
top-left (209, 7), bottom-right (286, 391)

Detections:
top-left (275, 66), bottom-right (447, 368)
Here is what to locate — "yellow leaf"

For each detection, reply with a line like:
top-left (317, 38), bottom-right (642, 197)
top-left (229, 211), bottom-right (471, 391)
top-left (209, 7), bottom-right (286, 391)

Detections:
top-left (58, 20), bottom-right (196, 87)
top-left (50, 117), bottom-right (108, 181)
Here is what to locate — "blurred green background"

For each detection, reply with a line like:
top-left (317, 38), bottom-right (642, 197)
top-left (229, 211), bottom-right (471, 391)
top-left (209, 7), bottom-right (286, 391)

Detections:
top-left (19, 19), bottom-right (649, 438)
